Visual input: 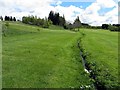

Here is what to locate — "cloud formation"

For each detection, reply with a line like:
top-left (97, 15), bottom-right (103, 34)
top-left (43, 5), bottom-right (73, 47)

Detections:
top-left (80, 0), bottom-right (118, 26)
top-left (0, 0), bottom-right (118, 26)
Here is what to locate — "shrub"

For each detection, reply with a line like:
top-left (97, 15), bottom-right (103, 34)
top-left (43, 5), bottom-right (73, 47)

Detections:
top-left (108, 25), bottom-right (120, 31)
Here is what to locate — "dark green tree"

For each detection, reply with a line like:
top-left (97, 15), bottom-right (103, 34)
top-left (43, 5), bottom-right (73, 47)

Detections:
top-left (10, 16), bottom-right (12, 21)
top-left (54, 13), bottom-right (60, 25)
top-left (48, 11), bottom-right (54, 24)
top-left (13, 17), bottom-right (16, 21)
top-left (102, 24), bottom-right (109, 29)
top-left (48, 11), bottom-right (66, 27)
top-left (59, 15), bottom-right (65, 26)
top-left (5, 16), bottom-right (9, 21)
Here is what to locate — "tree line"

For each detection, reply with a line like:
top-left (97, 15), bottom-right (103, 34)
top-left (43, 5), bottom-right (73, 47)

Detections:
top-left (22, 15), bottom-right (52, 28)
top-left (21, 11), bottom-right (82, 30)
top-left (0, 16), bottom-right (16, 21)
top-left (21, 11), bottom-right (66, 28)
top-left (0, 11), bottom-right (83, 30)
top-left (1, 11), bottom-right (119, 31)
top-left (102, 24), bottom-right (120, 31)
top-left (48, 11), bottom-right (82, 30)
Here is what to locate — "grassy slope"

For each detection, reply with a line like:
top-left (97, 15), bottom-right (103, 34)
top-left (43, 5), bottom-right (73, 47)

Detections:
top-left (80, 29), bottom-right (118, 87)
top-left (2, 22), bottom-right (119, 88)
top-left (2, 22), bottom-right (91, 88)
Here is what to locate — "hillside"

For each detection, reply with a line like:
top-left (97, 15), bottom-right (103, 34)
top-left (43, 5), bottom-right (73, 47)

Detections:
top-left (2, 22), bottom-right (91, 88)
top-left (2, 22), bottom-right (119, 89)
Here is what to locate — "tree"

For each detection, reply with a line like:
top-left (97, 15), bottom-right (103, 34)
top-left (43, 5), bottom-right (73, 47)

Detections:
top-left (10, 16), bottom-right (12, 21)
top-left (59, 15), bottom-right (65, 26)
top-left (22, 15), bottom-right (51, 28)
top-left (22, 16), bottom-right (28, 24)
top-left (48, 11), bottom-right (60, 25)
top-left (48, 11), bottom-right (54, 24)
top-left (54, 12), bottom-right (60, 25)
top-left (73, 16), bottom-right (81, 31)
top-left (48, 11), bottom-right (66, 27)
top-left (5, 16), bottom-right (9, 21)
top-left (62, 15), bottom-right (66, 26)
top-left (0, 16), bottom-right (3, 21)
top-left (13, 17), bottom-right (16, 21)
top-left (42, 17), bottom-right (49, 28)
top-left (102, 24), bottom-right (109, 29)
top-left (108, 25), bottom-right (120, 31)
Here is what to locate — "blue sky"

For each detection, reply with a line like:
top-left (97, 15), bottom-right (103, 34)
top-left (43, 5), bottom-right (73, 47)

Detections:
top-left (51, 1), bottom-right (116, 15)
top-left (51, 2), bottom-right (93, 9)
top-left (98, 7), bottom-right (115, 15)
top-left (0, 0), bottom-right (118, 26)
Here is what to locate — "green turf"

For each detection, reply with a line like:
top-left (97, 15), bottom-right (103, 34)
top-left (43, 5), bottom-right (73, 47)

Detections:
top-left (2, 22), bottom-right (91, 88)
top-left (80, 29), bottom-right (119, 87)
top-left (2, 22), bottom-right (119, 88)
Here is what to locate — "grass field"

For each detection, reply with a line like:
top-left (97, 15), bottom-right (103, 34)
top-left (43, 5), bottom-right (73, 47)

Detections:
top-left (2, 22), bottom-right (119, 88)
top-left (80, 29), bottom-right (119, 88)
top-left (2, 22), bottom-right (91, 88)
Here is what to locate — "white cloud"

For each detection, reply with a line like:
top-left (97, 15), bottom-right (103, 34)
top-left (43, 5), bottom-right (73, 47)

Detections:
top-left (84, 3), bottom-right (101, 14)
top-left (53, 5), bottom-right (83, 23)
top-left (0, 0), bottom-right (118, 26)
top-left (96, 0), bottom-right (116, 8)
top-left (105, 6), bottom-right (118, 16)
top-left (78, 0), bottom-right (118, 26)
top-left (0, 0), bottom-right (55, 19)
top-left (56, 1), bottom-right (62, 5)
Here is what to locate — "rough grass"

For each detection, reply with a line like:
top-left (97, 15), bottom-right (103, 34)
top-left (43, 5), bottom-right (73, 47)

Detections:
top-left (2, 22), bottom-right (91, 88)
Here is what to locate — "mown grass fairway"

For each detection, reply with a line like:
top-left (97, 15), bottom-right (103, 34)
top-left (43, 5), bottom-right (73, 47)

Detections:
top-left (2, 22), bottom-right (91, 88)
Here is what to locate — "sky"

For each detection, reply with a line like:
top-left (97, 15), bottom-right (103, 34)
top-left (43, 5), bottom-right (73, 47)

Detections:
top-left (0, 0), bottom-right (119, 26)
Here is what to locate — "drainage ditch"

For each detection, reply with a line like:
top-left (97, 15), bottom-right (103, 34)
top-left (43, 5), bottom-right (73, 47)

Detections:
top-left (77, 33), bottom-right (109, 90)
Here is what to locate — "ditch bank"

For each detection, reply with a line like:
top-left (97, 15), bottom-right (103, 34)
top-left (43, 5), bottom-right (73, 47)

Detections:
top-left (77, 32), bottom-right (118, 90)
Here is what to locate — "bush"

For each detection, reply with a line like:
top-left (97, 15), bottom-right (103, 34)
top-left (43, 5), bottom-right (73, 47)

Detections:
top-left (22, 16), bottom-right (51, 28)
top-left (63, 24), bottom-right (68, 29)
top-left (42, 19), bottom-right (51, 28)
top-left (108, 25), bottom-right (120, 31)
